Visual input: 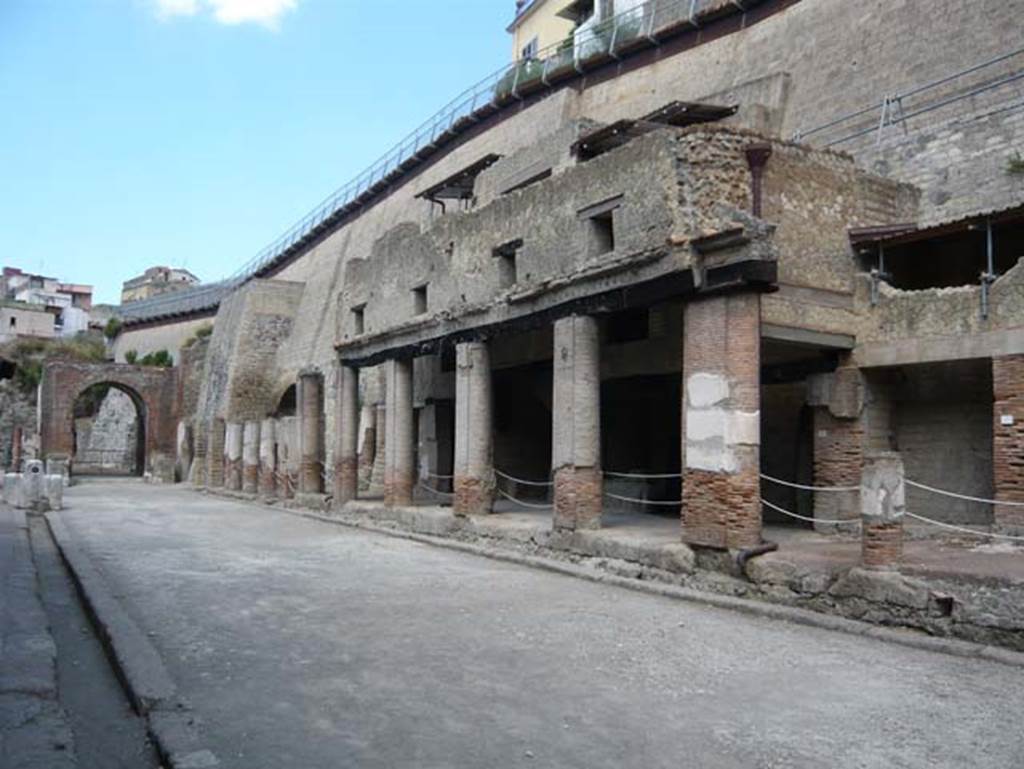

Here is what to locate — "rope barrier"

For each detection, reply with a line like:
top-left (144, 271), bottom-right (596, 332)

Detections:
top-left (421, 471), bottom-right (455, 480)
top-left (760, 473), bottom-right (860, 492)
top-left (905, 479), bottom-right (1024, 507)
top-left (495, 487), bottom-right (552, 510)
top-left (604, 470), bottom-right (682, 479)
top-left (604, 491), bottom-right (681, 507)
top-left (903, 511), bottom-right (1024, 543)
top-left (760, 498), bottom-right (860, 527)
top-left (417, 481), bottom-right (454, 498)
top-left (495, 469), bottom-right (553, 487)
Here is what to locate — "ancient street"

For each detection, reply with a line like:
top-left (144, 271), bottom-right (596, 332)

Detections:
top-left (45, 479), bottom-right (1024, 769)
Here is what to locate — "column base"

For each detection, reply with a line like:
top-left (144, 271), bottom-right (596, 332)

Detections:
top-left (300, 460), bottom-right (323, 495)
top-left (258, 465), bottom-right (276, 499)
top-left (454, 475), bottom-right (494, 516)
top-left (682, 467), bottom-right (760, 550)
top-left (226, 460), bottom-right (242, 492)
top-left (862, 520), bottom-right (903, 570)
top-left (242, 464), bottom-right (259, 494)
top-left (334, 458), bottom-right (358, 506)
top-left (384, 473), bottom-right (413, 507)
top-left (553, 466), bottom-right (602, 531)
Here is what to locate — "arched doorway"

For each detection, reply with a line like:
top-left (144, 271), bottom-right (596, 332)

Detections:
top-left (71, 383), bottom-right (146, 476)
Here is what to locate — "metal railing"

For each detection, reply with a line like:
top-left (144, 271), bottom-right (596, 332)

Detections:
top-left (792, 46), bottom-right (1024, 148)
top-left (220, 0), bottom-right (735, 287)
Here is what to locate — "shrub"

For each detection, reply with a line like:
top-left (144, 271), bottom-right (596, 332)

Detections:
top-left (139, 349), bottom-right (173, 368)
top-left (1009, 151), bottom-right (1024, 175)
top-left (103, 317), bottom-right (123, 340)
top-left (124, 349), bottom-right (138, 364)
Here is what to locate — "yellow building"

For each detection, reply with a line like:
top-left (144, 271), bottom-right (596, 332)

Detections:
top-left (508, 0), bottom-right (584, 62)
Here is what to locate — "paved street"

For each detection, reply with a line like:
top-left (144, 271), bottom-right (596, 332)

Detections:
top-left (54, 480), bottom-right (1024, 768)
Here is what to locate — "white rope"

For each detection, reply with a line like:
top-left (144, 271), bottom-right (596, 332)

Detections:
top-left (421, 471), bottom-right (455, 480)
top-left (903, 511), bottom-right (1024, 543)
top-left (417, 481), bottom-right (454, 498)
top-left (760, 473), bottom-right (860, 493)
top-left (604, 470), bottom-right (682, 479)
top-left (495, 487), bottom-right (552, 510)
top-left (905, 479), bottom-right (1024, 507)
top-left (761, 498), bottom-right (860, 527)
top-left (604, 491), bottom-right (681, 506)
top-left (495, 469), bottom-right (553, 487)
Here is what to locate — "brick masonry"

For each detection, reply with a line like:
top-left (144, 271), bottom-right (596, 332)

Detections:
top-left (207, 419), bottom-right (225, 488)
top-left (453, 475), bottom-right (495, 517)
top-left (993, 354), bottom-right (1024, 530)
top-left (553, 466), bottom-right (602, 531)
top-left (862, 521), bottom-right (903, 570)
top-left (812, 408), bottom-right (863, 524)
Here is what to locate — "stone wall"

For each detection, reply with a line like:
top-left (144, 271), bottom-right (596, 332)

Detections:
top-left (113, 315), bottom-right (214, 365)
top-left (74, 388), bottom-right (139, 472)
top-left (0, 381), bottom-right (36, 470)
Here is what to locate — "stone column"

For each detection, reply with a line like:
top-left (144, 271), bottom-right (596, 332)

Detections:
top-left (681, 293), bottom-right (762, 550)
top-left (384, 359), bottom-right (414, 507)
top-left (192, 422), bottom-right (208, 487)
top-left (10, 425), bottom-right (22, 472)
top-left (225, 422), bottom-right (244, 491)
top-left (454, 342), bottom-right (495, 516)
top-left (242, 420), bottom-right (261, 494)
top-left (551, 316), bottom-right (602, 530)
top-left (298, 372), bottom-right (324, 494)
top-left (993, 354), bottom-right (1024, 531)
top-left (334, 365), bottom-right (359, 505)
top-left (368, 405), bottom-right (387, 495)
top-left (358, 404), bottom-right (377, 492)
top-left (259, 418), bottom-right (277, 499)
top-left (207, 419), bottom-right (226, 488)
top-left (861, 452), bottom-right (905, 569)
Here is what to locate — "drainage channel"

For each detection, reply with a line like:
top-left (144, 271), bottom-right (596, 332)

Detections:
top-left (28, 515), bottom-right (162, 769)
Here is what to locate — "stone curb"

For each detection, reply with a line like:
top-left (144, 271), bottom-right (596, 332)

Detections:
top-left (44, 512), bottom-right (222, 769)
top-left (273, 505), bottom-right (1024, 670)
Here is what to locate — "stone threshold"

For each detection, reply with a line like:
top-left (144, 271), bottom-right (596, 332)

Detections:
top-left (197, 486), bottom-right (1024, 655)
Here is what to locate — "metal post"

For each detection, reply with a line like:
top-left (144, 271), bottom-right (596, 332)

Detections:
top-left (981, 218), bottom-right (997, 320)
top-left (646, 0), bottom-right (659, 42)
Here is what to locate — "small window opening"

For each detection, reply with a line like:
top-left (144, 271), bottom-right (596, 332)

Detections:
top-left (351, 304), bottom-right (365, 335)
top-left (589, 210), bottom-right (615, 256)
top-left (9, 317), bottom-right (15, 328)
top-left (493, 238), bottom-right (523, 289)
top-left (412, 284), bottom-right (428, 316)
top-left (521, 36), bottom-right (538, 60)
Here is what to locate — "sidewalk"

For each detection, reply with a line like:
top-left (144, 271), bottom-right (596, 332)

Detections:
top-left (0, 505), bottom-right (76, 769)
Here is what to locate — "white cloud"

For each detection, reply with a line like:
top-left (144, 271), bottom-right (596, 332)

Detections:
top-left (156, 0), bottom-right (200, 19)
top-left (154, 0), bottom-right (297, 28)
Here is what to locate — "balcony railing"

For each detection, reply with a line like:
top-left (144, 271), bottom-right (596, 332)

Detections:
top-left (222, 0), bottom-right (738, 288)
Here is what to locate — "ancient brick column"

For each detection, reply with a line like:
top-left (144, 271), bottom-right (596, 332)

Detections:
top-left (681, 293), bottom-right (761, 550)
top-left (384, 359), bottom-right (414, 507)
top-left (334, 365), bottom-right (359, 506)
top-left (225, 422), bottom-right (244, 491)
top-left (206, 419), bottom-right (226, 488)
top-left (993, 354), bottom-right (1024, 531)
top-left (358, 404), bottom-right (376, 492)
top-left (258, 418), bottom-right (277, 499)
top-left (298, 371), bottom-right (324, 495)
top-left (454, 341), bottom-right (495, 516)
top-left (861, 452), bottom-right (905, 569)
top-left (242, 420), bottom-right (260, 494)
top-left (192, 423), bottom-right (208, 487)
top-left (551, 315), bottom-right (602, 530)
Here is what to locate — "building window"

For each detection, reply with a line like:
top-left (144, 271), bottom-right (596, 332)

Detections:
top-left (412, 284), bottom-right (428, 316)
top-left (493, 239), bottom-right (523, 289)
top-left (8, 317), bottom-right (15, 328)
top-left (521, 36), bottom-right (538, 60)
top-left (589, 210), bottom-right (615, 255)
top-left (351, 304), bottom-right (365, 335)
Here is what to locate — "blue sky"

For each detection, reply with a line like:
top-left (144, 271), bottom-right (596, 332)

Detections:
top-left (0, 1), bottom-right (512, 304)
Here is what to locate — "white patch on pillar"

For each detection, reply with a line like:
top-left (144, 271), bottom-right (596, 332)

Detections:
top-left (687, 373), bottom-right (729, 408)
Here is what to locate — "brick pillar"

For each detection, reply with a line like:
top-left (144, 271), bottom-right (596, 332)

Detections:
top-left (298, 371), bottom-right (324, 494)
top-left (552, 315), bottom-right (602, 530)
top-left (259, 418), bottom-right (277, 499)
top-left (207, 419), bottom-right (226, 488)
top-left (358, 404), bottom-right (377, 492)
top-left (334, 365), bottom-right (359, 505)
top-left (242, 420), bottom-right (260, 494)
top-left (454, 341), bottom-right (495, 516)
top-left (993, 354), bottom-right (1024, 531)
top-left (224, 422), bottom-right (243, 491)
top-left (681, 293), bottom-right (762, 550)
top-left (861, 452), bottom-right (905, 569)
top-left (368, 404), bottom-right (387, 496)
top-left (384, 359), bottom-right (414, 507)
top-left (192, 423), bottom-right (208, 487)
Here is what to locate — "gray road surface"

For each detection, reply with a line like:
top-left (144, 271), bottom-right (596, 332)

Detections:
top-left (55, 479), bottom-right (1024, 769)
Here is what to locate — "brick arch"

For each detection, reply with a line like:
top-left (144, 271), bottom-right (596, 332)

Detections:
top-left (40, 361), bottom-right (179, 480)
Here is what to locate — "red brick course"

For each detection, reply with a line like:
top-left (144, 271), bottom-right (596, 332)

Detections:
top-left (242, 462), bottom-right (259, 494)
top-left (334, 457), bottom-right (358, 504)
top-left (553, 466), bottom-right (602, 530)
top-left (384, 472), bottom-right (413, 507)
top-left (812, 408), bottom-right (863, 524)
top-left (226, 458), bottom-right (243, 491)
top-left (258, 460), bottom-right (277, 499)
top-left (993, 355), bottom-right (1024, 529)
top-left (453, 475), bottom-right (494, 516)
top-left (862, 520), bottom-right (903, 569)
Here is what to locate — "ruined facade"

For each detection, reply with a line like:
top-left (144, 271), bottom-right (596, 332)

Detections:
top-left (30, 0), bottom-right (1024, 643)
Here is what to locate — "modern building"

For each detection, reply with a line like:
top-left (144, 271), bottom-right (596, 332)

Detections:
top-left (0, 301), bottom-right (56, 344)
top-left (0, 267), bottom-right (93, 339)
top-left (121, 266), bottom-right (200, 304)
